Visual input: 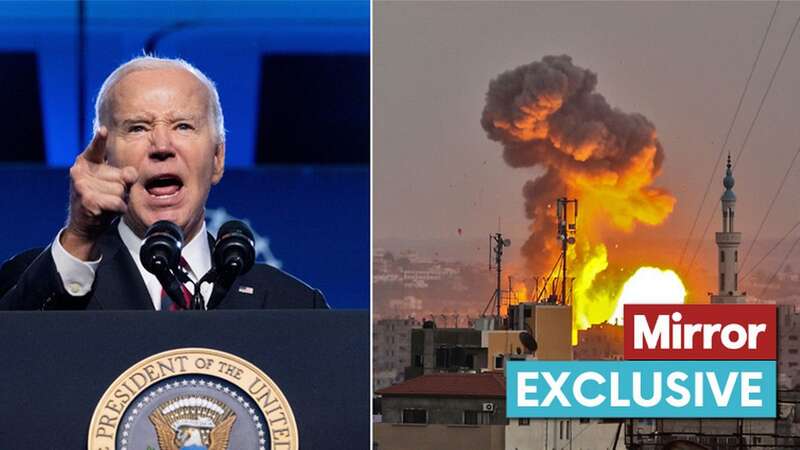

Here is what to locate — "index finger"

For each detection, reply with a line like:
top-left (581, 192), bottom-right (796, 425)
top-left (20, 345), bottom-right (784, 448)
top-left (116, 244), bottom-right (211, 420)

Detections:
top-left (82, 126), bottom-right (108, 164)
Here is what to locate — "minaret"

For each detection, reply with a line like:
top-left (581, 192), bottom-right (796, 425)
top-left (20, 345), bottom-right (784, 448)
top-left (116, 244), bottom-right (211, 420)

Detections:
top-left (711, 155), bottom-right (745, 304)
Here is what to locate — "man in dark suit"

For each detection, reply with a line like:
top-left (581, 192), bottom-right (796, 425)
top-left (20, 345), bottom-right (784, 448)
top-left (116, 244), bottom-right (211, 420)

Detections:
top-left (0, 56), bottom-right (327, 311)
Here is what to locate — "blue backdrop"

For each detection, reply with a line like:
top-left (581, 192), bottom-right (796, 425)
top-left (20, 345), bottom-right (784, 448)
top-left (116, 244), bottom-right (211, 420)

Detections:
top-left (0, 0), bottom-right (369, 166)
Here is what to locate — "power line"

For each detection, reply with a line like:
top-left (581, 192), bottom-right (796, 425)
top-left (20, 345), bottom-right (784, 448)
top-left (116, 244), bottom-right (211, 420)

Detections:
top-left (677, 1), bottom-right (780, 267)
top-left (739, 143), bottom-right (800, 270)
top-left (741, 219), bottom-right (800, 282)
top-left (758, 226), bottom-right (800, 299)
top-left (685, 10), bottom-right (800, 273)
top-left (734, 12), bottom-right (800, 168)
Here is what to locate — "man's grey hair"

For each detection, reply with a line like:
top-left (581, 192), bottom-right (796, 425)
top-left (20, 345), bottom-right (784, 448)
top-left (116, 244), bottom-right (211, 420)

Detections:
top-left (92, 56), bottom-right (226, 143)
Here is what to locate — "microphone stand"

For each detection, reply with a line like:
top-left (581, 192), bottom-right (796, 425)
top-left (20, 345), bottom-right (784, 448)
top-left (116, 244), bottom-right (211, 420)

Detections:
top-left (156, 269), bottom-right (191, 311)
top-left (191, 283), bottom-right (204, 310)
top-left (174, 267), bottom-right (207, 310)
top-left (205, 266), bottom-right (243, 310)
top-left (171, 261), bottom-right (250, 310)
top-left (178, 269), bottom-right (229, 311)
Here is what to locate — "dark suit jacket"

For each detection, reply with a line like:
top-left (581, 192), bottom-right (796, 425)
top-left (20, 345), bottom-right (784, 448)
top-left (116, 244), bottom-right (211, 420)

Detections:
top-left (0, 226), bottom-right (328, 310)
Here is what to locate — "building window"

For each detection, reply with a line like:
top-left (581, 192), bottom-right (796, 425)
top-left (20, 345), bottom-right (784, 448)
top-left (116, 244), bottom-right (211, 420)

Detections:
top-left (789, 349), bottom-right (798, 355)
top-left (463, 410), bottom-right (492, 425)
top-left (495, 354), bottom-right (504, 369)
top-left (734, 273), bottom-right (738, 291)
top-left (560, 421), bottom-right (564, 439)
top-left (720, 273), bottom-right (725, 291)
top-left (464, 410), bottom-right (477, 425)
top-left (735, 250), bottom-right (738, 262)
top-left (720, 251), bottom-right (725, 263)
top-left (435, 347), bottom-right (449, 368)
top-left (402, 409), bottom-right (427, 424)
top-left (519, 418), bottom-right (530, 426)
top-left (789, 335), bottom-right (798, 341)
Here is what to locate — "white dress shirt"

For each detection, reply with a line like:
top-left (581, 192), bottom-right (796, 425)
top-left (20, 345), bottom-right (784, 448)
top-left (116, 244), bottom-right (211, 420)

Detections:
top-left (51, 220), bottom-right (213, 310)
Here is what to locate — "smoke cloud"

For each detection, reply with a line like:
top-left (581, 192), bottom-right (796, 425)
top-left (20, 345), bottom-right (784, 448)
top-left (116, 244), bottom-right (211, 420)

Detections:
top-left (481, 55), bottom-right (675, 276)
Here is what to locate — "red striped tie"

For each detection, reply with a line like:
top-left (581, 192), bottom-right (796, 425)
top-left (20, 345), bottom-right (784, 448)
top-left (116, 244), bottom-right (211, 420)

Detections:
top-left (159, 258), bottom-right (193, 311)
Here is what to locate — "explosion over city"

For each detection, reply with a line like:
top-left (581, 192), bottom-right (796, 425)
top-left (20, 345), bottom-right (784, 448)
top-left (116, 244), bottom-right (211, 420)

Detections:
top-left (481, 55), bottom-right (685, 342)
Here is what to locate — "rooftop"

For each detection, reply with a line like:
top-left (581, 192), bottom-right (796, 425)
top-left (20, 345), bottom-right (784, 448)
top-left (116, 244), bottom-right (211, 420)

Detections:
top-left (376, 372), bottom-right (505, 398)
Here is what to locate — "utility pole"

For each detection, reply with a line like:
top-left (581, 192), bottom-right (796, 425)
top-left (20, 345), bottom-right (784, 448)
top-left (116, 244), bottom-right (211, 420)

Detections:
top-left (556, 198), bottom-right (578, 304)
top-left (486, 232), bottom-right (511, 325)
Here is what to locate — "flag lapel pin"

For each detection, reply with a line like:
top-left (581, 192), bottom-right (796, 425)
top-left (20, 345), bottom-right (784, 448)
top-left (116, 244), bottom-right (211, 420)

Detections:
top-left (238, 286), bottom-right (255, 295)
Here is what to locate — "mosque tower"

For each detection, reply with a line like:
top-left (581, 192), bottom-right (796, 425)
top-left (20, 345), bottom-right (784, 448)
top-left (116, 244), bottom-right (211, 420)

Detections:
top-left (710, 155), bottom-right (745, 304)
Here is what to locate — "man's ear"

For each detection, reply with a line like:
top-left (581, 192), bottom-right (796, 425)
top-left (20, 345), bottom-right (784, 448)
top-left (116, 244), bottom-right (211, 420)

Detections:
top-left (211, 142), bottom-right (225, 185)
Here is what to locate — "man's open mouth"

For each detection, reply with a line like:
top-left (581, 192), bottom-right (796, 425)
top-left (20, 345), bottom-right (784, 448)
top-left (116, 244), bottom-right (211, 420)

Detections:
top-left (145, 175), bottom-right (184, 198)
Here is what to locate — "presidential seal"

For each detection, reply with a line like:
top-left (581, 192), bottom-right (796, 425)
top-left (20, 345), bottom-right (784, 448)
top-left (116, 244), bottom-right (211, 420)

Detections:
top-left (88, 348), bottom-right (298, 450)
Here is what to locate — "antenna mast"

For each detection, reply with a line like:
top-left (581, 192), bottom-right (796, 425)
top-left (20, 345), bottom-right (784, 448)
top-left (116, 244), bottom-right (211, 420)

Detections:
top-left (556, 198), bottom-right (578, 304)
top-left (483, 232), bottom-right (511, 326)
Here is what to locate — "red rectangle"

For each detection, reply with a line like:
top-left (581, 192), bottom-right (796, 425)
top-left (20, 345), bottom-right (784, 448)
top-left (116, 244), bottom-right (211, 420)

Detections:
top-left (623, 304), bottom-right (776, 360)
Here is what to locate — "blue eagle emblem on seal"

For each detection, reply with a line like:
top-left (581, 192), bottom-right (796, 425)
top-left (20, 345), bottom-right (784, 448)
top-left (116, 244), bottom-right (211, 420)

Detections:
top-left (148, 395), bottom-right (236, 450)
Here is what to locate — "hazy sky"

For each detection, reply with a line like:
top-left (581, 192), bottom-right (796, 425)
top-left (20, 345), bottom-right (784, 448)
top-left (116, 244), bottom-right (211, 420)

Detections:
top-left (375, 0), bottom-right (800, 270)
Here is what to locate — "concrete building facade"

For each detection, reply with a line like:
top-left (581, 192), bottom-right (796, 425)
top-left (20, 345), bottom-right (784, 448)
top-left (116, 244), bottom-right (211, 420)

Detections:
top-left (574, 323), bottom-right (624, 360)
top-left (374, 317), bottom-right (421, 391)
top-left (374, 372), bottom-right (506, 450)
top-left (482, 330), bottom-right (527, 371)
top-left (404, 327), bottom-right (487, 379)
top-left (506, 418), bottom-right (625, 450)
top-left (778, 304), bottom-right (800, 389)
top-left (532, 304), bottom-right (573, 359)
top-left (505, 303), bottom-right (573, 360)
top-left (374, 424), bottom-right (504, 450)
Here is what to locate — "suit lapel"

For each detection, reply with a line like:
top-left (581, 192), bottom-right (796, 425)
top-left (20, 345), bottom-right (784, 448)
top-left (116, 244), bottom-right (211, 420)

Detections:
top-left (91, 227), bottom-right (153, 310)
top-left (207, 230), bottom-right (266, 309)
top-left (214, 272), bottom-right (267, 309)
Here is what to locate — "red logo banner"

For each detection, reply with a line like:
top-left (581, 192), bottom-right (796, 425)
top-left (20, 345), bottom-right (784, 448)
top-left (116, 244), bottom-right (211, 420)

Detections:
top-left (623, 304), bottom-right (776, 360)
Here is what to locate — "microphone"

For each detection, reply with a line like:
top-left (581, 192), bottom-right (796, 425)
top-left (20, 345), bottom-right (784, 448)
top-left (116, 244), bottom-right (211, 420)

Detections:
top-left (140, 220), bottom-right (187, 309)
top-left (213, 220), bottom-right (255, 280)
top-left (207, 220), bottom-right (256, 309)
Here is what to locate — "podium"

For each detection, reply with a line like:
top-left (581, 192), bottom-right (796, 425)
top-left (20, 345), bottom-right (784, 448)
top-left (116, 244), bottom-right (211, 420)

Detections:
top-left (0, 310), bottom-right (368, 449)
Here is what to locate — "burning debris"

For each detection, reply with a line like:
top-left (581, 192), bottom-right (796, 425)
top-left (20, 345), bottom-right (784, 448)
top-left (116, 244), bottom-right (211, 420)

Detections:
top-left (481, 55), bottom-right (682, 338)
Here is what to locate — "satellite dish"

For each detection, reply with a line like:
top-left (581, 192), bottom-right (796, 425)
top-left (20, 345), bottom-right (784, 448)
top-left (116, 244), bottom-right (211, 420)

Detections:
top-left (503, 239), bottom-right (511, 246)
top-left (520, 332), bottom-right (537, 354)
